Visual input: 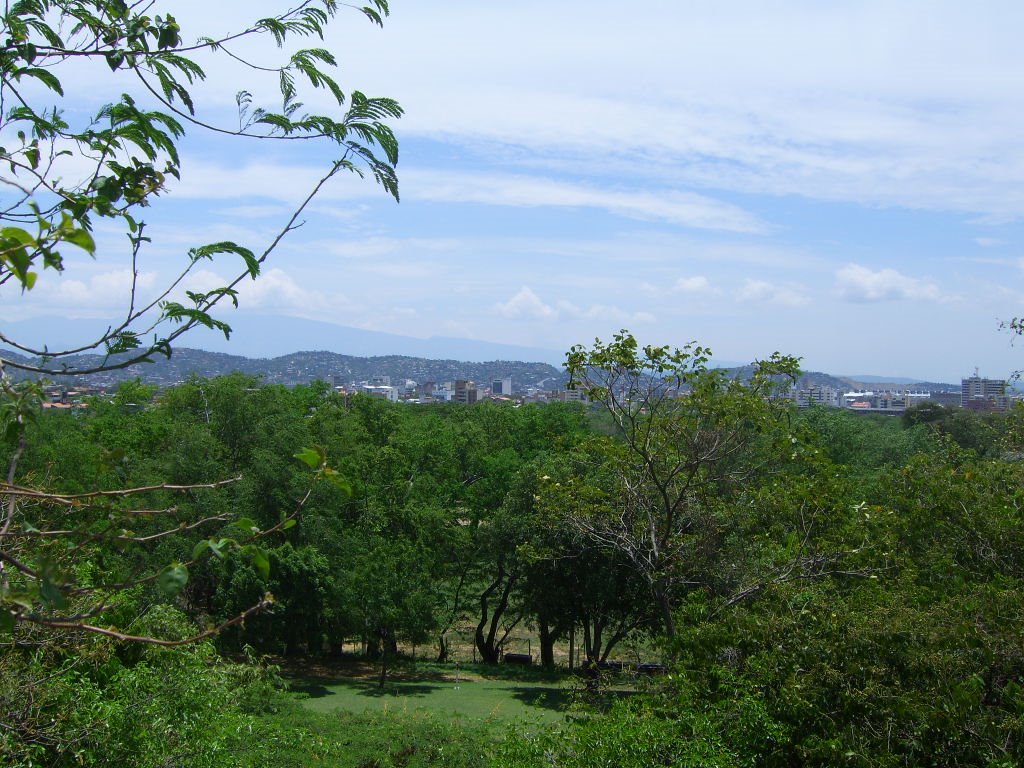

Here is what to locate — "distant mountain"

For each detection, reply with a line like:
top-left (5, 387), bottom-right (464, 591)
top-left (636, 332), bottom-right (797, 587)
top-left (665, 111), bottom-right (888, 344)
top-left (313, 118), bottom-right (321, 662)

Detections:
top-left (845, 374), bottom-right (921, 385)
top-left (1, 314), bottom-right (962, 394)
top-left (726, 366), bottom-right (958, 392)
top-left (2, 314), bottom-right (568, 366)
top-left (838, 376), bottom-right (959, 392)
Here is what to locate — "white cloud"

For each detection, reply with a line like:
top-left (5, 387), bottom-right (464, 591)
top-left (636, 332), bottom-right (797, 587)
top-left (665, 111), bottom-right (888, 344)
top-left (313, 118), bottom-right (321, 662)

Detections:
top-left (312, 2), bottom-right (1024, 221)
top-left (673, 276), bottom-right (711, 293)
top-left (236, 268), bottom-right (339, 314)
top-left (172, 268), bottom-right (346, 318)
top-left (736, 279), bottom-right (809, 307)
top-left (835, 264), bottom-right (943, 303)
top-left (495, 287), bottom-right (557, 320)
top-left (640, 275), bottom-right (715, 298)
top-left (317, 236), bottom-right (464, 260)
top-left (493, 287), bottom-right (655, 325)
top-left (172, 161), bottom-right (764, 233)
top-left (43, 2), bottom-right (1024, 222)
top-left (556, 300), bottom-right (656, 325)
top-left (407, 170), bottom-right (765, 233)
top-left (25, 269), bottom-right (158, 316)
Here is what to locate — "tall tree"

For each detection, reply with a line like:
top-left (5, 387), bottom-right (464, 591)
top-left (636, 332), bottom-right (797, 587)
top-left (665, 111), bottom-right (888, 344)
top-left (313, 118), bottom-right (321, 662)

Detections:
top-left (564, 331), bottom-right (800, 642)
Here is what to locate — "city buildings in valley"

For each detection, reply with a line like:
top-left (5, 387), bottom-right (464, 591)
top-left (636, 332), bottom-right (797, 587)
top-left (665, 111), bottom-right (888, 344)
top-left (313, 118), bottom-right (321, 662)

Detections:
top-left (961, 373), bottom-right (1010, 412)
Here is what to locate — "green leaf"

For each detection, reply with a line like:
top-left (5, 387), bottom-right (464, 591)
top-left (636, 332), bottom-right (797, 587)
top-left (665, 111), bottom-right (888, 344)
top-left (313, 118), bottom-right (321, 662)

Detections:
top-left (321, 466), bottom-right (352, 495)
top-left (0, 609), bottom-right (15, 634)
top-left (232, 518), bottom-right (259, 536)
top-left (40, 576), bottom-right (67, 609)
top-left (0, 227), bottom-right (36, 246)
top-left (192, 538), bottom-right (229, 560)
top-left (281, 518), bottom-right (297, 530)
top-left (62, 227), bottom-right (96, 254)
top-left (243, 545), bottom-right (271, 580)
top-left (105, 331), bottom-right (141, 355)
top-left (294, 446), bottom-right (323, 469)
top-left (187, 241), bottom-right (259, 278)
top-left (157, 563), bottom-right (189, 597)
top-left (360, 7), bottom-right (384, 27)
top-left (14, 67), bottom-right (64, 95)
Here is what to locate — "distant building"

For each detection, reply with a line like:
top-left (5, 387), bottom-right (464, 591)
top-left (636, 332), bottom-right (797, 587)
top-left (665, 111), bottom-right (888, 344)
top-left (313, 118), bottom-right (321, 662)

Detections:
top-left (558, 387), bottom-right (588, 403)
top-left (961, 374), bottom-right (1009, 412)
top-left (361, 384), bottom-right (398, 403)
top-left (453, 379), bottom-right (478, 405)
top-left (838, 389), bottom-right (932, 413)
top-left (790, 386), bottom-right (843, 409)
top-left (491, 377), bottom-right (512, 396)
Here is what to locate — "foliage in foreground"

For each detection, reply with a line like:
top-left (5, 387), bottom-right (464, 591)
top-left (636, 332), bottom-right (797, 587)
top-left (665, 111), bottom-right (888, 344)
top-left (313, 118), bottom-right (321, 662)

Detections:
top-left (0, 606), bottom-right (273, 767)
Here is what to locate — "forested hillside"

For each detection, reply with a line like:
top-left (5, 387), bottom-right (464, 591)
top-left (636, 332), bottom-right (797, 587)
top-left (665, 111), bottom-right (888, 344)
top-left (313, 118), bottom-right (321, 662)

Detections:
top-left (2, 348), bottom-right (568, 391)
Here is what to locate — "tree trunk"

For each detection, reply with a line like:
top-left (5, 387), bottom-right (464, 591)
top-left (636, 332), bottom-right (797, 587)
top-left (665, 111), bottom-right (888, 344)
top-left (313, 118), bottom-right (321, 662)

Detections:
top-left (436, 634), bottom-right (449, 663)
top-left (538, 616), bottom-right (557, 668)
top-left (366, 635), bottom-right (380, 659)
top-left (475, 556), bottom-right (519, 664)
top-left (378, 640), bottom-right (388, 689)
top-left (655, 583), bottom-right (676, 654)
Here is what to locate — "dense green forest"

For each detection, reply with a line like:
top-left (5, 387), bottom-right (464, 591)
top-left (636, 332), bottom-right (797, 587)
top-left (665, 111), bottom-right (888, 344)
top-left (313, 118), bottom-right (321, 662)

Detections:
top-left (3, 350), bottom-right (1024, 765)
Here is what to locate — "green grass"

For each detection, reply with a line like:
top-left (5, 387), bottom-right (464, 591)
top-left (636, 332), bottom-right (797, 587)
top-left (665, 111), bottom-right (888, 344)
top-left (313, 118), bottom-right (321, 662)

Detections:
top-left (246, 660), bottom-right (644, 766)
top-left (239, 705), bottom-right (497, 767)
top-left (290, 662), bottom-right (571, 726)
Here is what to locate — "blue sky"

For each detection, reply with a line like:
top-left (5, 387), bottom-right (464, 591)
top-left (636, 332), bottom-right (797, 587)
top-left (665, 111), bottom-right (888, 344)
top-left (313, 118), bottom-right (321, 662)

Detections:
top-left (8, 1), bottom-right (1024, 381)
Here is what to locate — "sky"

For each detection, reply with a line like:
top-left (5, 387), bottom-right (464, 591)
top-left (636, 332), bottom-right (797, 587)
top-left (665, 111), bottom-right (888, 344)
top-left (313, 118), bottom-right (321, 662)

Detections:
top-left (6, 1), bottom-right (1024, 382)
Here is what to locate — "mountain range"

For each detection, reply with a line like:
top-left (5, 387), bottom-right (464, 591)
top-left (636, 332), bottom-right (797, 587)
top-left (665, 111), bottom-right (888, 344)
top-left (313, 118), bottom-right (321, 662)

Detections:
top-left (3, 314), bottom-right (960, 391)
top-left (3, 314), bottom-right (569, 366)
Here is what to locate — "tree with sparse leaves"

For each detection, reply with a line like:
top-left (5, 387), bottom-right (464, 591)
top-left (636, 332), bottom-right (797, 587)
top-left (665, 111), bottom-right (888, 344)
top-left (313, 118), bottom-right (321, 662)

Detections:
top-left (565, 331), bottom-right (805, 642)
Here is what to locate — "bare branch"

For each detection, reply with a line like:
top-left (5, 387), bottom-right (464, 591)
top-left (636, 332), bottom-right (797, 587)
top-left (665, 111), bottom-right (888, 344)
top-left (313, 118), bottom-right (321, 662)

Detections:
top-left (21, 597), bottom-right (274, 647)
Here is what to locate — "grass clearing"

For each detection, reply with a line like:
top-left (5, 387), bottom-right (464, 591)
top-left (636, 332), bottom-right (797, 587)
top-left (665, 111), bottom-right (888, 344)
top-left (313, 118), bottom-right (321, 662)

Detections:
top-left (287, 659), bottom-right (572, 726)
top-left (248, 658), bottom-right (646, 767)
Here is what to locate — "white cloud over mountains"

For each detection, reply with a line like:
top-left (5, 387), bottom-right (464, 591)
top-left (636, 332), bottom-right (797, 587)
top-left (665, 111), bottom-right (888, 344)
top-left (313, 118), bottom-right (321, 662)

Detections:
top-left (494, 287), bottom-right (655, 326)
top-left (494, 287), bottom-right (557, 321)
